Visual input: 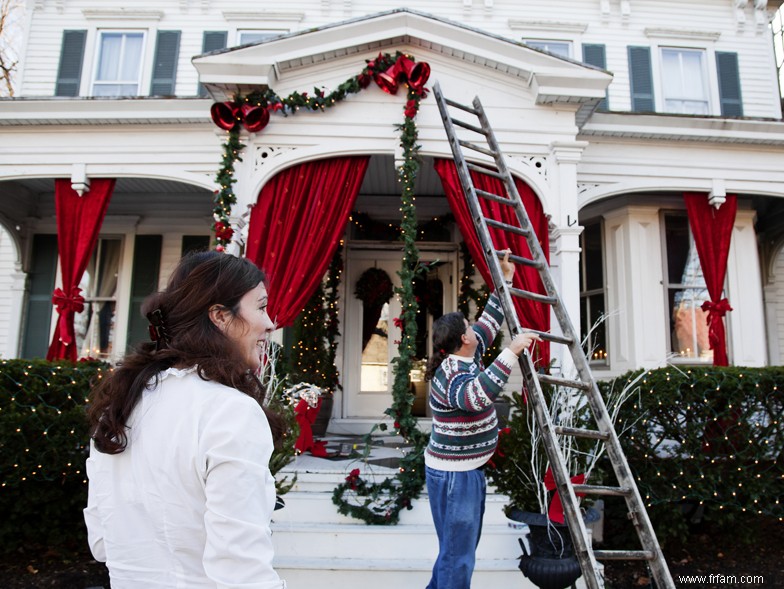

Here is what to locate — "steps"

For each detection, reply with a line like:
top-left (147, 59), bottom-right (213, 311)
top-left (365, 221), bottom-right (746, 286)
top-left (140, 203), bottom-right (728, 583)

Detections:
top-left (271, 461), bottom-right (594, 589)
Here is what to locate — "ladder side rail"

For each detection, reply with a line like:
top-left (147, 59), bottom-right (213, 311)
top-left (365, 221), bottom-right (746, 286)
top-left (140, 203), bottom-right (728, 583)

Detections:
top-left (472, 93), bottom-right (675, 589)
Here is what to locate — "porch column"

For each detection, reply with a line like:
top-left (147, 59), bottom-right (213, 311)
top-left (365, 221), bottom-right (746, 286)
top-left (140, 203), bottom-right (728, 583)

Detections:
top-left (6, 262), bottom-right (27, 358)
top-left (547, 141), bottom-right (587, 376)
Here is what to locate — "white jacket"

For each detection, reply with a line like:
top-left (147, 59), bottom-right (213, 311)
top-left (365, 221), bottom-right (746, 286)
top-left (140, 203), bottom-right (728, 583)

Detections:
top-left (84, 366), bottom-right (285, 589)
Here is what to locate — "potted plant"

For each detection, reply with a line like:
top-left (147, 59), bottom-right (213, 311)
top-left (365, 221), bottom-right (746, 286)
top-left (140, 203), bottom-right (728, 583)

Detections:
top-left (485, 368), bottom-right (646, 589)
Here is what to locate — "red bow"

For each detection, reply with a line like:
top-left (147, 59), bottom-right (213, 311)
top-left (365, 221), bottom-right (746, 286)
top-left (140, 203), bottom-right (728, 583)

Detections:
top-left (701, 298), bottom-right (733, 357)
top-left (544, 467), bottom-right (585, 524)
top-left (52, 287), bottom-right (85, 346)
top-left (293, 398), bottom-right (329, 457)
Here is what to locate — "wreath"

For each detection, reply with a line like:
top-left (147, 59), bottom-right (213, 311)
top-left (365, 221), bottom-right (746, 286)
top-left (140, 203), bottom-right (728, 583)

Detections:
top-left (354, 267), bottom-right (394, 309)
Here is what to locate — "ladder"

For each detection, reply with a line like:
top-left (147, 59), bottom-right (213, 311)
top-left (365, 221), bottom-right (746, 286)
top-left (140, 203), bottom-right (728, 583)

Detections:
top-left (432, 82), bottom-right (675, 589)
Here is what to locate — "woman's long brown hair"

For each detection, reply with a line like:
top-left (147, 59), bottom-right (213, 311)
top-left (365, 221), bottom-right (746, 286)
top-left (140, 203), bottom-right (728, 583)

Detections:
top-left (87, 251), bottom-right (284, 454)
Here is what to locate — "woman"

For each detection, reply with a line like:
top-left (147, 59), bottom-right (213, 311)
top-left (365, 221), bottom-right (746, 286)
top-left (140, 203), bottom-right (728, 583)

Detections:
top-left (85, 251), bottom-right (286, 589)
top-left (424, 250), bottom-right (541, 589)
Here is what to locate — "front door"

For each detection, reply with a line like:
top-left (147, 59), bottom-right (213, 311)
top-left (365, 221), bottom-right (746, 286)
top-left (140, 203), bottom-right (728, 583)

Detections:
top-left (342, 247), bottom-right (457, 419)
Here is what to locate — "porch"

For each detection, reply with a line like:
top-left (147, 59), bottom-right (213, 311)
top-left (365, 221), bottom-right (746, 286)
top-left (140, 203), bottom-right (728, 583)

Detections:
top-left (271, 434), bottom-right (596, 589)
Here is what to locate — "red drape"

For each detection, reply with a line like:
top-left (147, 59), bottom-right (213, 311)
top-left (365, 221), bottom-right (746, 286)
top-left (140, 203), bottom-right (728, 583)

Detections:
top-left (246, 157), bottom-right (369, 327)
top-left (47, 179), bottom-right (115, 361)
top-left (434, 159), bottom-right (550, 367)
top-left (683, 192), bottom-right (737, 366)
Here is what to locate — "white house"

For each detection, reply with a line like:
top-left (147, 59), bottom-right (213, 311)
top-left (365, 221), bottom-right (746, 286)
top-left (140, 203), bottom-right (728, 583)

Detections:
top-left (1, 1), bottom-right (783, 585)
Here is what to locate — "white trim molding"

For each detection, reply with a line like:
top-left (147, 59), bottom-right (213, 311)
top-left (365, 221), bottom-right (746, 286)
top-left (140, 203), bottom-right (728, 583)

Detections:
top-left (508, 20), bottom-right (588, 34)
top-left (644, 28), bottom-right (721, 42)
top-left (82, 9), bottom-right (164, 21)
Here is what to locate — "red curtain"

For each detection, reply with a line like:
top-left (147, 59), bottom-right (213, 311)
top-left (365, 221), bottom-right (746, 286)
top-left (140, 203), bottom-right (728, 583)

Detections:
top-left (683, 192), bottom-right (737, 366)
top-left (47, 179), bottom-right (115, 361)
top-left (246, 157), bottom-right (369, 327)
top-left (434, 159), bottom-right (550, 367)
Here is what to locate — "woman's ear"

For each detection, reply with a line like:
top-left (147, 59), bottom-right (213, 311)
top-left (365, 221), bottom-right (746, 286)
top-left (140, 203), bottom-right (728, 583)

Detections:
top-left (209, 304), bottom-right (230, 332)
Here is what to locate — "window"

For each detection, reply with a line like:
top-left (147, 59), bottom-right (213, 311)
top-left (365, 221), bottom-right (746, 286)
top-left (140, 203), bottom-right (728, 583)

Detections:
top-left (74, 238), bottom-right (122, 359)
top-left (236, 30), bottom-right (286, 45)
top-left (662, 215), bottom-right (713, 363)
top-left (92, 31), bottom-right (145, 96)
top-left (660, 47), bottom-right (709, 115)
top-left (579, 221), bottom-right (607, 364)
top-left (523, 39), bottom-right (572, 59)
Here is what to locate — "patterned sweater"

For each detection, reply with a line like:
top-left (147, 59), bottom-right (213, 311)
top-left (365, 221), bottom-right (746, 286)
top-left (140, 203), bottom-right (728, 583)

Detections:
top-left (425, 292), bottom-right (518, 472)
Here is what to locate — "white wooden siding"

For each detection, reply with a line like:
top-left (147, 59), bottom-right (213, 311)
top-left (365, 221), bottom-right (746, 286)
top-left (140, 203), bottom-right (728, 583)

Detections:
top-left (18, 0), bottom-right (783, 118)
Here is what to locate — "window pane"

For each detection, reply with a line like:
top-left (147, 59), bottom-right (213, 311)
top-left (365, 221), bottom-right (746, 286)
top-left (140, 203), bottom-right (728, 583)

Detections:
top-left (119, 34), bottom-right (143, 80)
top-left (95, 32), bottom-right (143, 96)
top-left (661, 48), bottom-right (708, 114)
top-left (96, 34), bottom-right (122, 81)
top-left (664, 216), bottom-right (690, 284)
top-left (75, 239), bottom-right (121, 359)
top-left (524, 40), bottom-right (571, 58)
top-left (583, 223), bottom-right (604, 291)
top-left (360, 302), bottom-right (389, 391)
top-left (587, 293), bottom-right (607, 361)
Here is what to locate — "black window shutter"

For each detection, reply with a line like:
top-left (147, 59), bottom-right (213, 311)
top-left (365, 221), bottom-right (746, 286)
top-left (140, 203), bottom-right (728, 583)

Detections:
top-left (126, 235), bottom-right (163, 351)
top-left (181, 235), bottom-right (211, 256)
top-left (716, 51), bottom-right (743, 117)
top-left (628, 46), bottom-right (655, 112)
top-left (55, 30), bottom-right (87, 97)
top-left (21, 235), bottom-right (58, 358)
top-left (198, 31), bottom-right (228, 97)
top-left (582, 44), bottom-right (609, 111)
top-left (150, 30), bottom-right (181, 96)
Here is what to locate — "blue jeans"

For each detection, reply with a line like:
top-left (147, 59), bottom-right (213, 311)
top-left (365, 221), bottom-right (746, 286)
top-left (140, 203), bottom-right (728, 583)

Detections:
top-left (426, 465), bottom-right (486, 589)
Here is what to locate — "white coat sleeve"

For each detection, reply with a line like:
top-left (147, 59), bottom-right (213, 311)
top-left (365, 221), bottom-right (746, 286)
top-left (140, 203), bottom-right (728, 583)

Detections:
top-left (83, 442), bottom-right (107, 563)
top-left (199, 394), bottom-right (286, 589)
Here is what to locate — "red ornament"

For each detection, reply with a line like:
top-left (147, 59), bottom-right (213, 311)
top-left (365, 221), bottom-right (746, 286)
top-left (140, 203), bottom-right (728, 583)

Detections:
top-left (210, 101), bottom-right (240, 130)
top-left (215, 244), bottom-right (224, 252)
top-left (395, 55), bottom-right (430, 92)
top-left (241, 103), bottom-right (270, 133)
top-left (357, 73), bottom-right (372, 89)
top-left (214, 221), bottom-right (234, 242)
top-left (404, 99), bottom-right (418, 118)
top-left (375, 62), bottom-right (400, 95)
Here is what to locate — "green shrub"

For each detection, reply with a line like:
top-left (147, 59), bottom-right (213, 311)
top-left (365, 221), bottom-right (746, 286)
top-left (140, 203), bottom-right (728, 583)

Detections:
top-left (603, 365), bottom-right (784, 544)
top-left (0, 359), bottom-right (108, 554)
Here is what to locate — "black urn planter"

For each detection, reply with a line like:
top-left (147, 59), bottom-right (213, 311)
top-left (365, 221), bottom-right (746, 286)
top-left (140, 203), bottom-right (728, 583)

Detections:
top-left (311, 395), bottom-right (333, 437)
top-left (509, 509), bottom-right (583, 589)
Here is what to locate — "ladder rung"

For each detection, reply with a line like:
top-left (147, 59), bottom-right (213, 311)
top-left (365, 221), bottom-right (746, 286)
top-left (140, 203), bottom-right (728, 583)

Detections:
top-left (538, 373), bottom-right (591, 391)
top-left (554, 426), bottom-right (610, 441)
top-left (458, 139), bottom-right (497, 158)
top-left (466, 163), bottom-right (504, 179)
top-left (523, 328), bottom-right (573, 346)
top-left (508, 286), bottom-right (558, 305)
top-left (573, 484), bottom-right (632, 497)
top-left (593, 550), bottom-right (655, 561)
top-left (485, 218), bottom-right (531, 237)
top-left (476, 188), bottom-right (514, 206)
top-left (444, 97), bottom-right (478, 115)
top-left (451, 118), bottom-right (487, 136)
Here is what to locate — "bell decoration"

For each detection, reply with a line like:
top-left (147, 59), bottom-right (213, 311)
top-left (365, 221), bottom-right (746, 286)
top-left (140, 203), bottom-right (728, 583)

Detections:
top-left (396, 55), bottom-right (431, 92)
top-left (241, 103), bottom-right (270, 133)
top-left (374, 62), bottom-right (400, 95)
top-left (210, 101), bottom-right (240, 131)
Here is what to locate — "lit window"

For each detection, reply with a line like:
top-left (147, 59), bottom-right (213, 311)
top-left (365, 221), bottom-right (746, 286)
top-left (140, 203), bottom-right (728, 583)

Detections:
top-left (74, 238), bottom-right (122, 359)
top-left (660, 47), bottom-right (709, 115)
top-left (523, 40), bottom-right (572, 59)
top-left (579, 221), bottom-right (607, 364)
top-left (92, 31), bottom-right (144, 96)
top-left (663, 215), bottom-right (713, 363)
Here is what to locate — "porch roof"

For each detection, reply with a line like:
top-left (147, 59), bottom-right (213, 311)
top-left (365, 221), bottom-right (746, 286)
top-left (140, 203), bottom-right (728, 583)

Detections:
top-left (191, 8), bottom-right (612, 126)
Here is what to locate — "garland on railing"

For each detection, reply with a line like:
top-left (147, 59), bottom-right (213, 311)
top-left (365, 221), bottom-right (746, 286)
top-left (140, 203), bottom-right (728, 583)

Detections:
top-left (209, 51), bottom-right (430, 249)
top-left (208, 52), bottom-right (432, 523)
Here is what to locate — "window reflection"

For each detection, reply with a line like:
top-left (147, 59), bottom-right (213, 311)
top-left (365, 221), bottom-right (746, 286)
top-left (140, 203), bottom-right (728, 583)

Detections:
top-left (75, 239), bottom-right (121, 359)
top-left (360, 302), bottom-right (389, 391)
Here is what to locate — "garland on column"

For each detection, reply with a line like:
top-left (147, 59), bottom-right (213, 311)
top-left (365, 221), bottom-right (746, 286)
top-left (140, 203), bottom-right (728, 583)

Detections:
top-left (208, 53), bottom-right (432, 524)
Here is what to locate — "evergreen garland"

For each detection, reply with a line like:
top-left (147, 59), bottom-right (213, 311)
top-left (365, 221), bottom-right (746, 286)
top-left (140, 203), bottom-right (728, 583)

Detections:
top-left (331, 80), bottom-right (430, 525)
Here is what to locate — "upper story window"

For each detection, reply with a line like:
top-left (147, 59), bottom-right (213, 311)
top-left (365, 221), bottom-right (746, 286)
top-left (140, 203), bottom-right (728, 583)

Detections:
top-left (523, 39), bottom-right (572, 59)
top-left (660, 47), bottom-right (709, 115)
top-left (662, 214), bottom-right (715, 364)
top-left (236, 30), bottom-right (285, 45)
top-left (579, 221), bottom-right (607, 365)
top-left (92, 31), bottom-right (145, 97)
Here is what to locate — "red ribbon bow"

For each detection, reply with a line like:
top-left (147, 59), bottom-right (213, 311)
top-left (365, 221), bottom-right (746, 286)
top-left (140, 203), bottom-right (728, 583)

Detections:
top-left (701, 298), bottom-right (733, 358)
top-left (544, 467), bottom-right (585, 524)
top-left (51, 287), bottom-right (85, 346)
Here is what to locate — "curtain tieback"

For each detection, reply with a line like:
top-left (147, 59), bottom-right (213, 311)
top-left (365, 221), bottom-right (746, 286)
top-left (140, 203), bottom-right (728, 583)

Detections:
top-left (52, 287), bottom-right (85, 346)
top-left (701, 298), bottom-right (733, 321)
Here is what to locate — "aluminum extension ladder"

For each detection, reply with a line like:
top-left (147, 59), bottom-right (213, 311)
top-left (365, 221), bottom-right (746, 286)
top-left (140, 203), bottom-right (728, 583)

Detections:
top-left (432, 82), bottom-right (675, 589)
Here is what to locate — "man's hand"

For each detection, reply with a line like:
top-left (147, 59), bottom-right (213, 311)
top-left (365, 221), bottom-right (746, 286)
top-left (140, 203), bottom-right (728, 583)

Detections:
top-left (500, 249), bottom-right (515, 282)
top-left (508, 331), bottom-right (542, 356)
